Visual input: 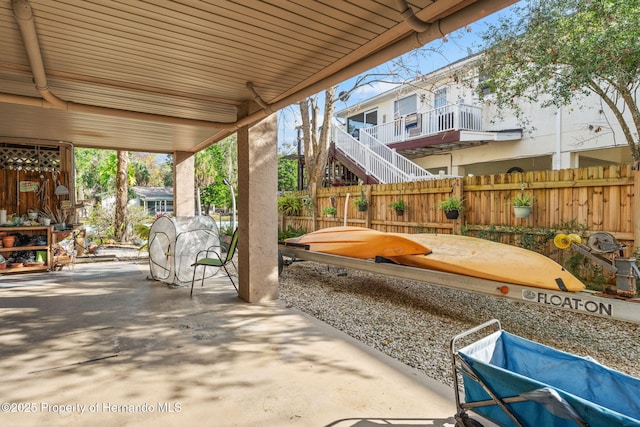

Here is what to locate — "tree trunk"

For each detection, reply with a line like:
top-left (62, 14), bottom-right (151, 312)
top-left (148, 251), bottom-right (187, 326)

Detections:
top-left (299, 86), bottom-right (337, 231)
top-left (114, 151), bottom-right (129, 242)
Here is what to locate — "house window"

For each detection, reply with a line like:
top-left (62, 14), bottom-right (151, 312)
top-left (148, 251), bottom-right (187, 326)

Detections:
top-left (394, 94), bottom-right (417, 118)
top-left (434, 87), bottom-right (448, 108)
top-left (347, 109), bottom-right (378, 136)
top-left (478, 73), bottom-right (494, 96)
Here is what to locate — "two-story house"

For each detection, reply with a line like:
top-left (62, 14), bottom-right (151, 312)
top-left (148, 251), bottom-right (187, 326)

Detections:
top-left (331, 54), bottom-right (633, 184)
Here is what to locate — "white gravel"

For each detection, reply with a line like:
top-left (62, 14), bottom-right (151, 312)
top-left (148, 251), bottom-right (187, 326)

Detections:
top-left (278, 260), bottom-right (640, 387)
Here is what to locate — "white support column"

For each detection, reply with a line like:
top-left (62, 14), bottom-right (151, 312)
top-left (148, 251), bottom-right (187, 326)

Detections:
top-left (237, 105), bottom-right (279, 303)
top-left (554, 151), bottom-right (579, 170)
top-left (451, 164), bottom-right (465, 177)
top-left (173, 151), bottom-right (195, 216)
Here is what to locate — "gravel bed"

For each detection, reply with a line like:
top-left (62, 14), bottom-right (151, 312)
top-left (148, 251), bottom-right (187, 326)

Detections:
top-left (278, 260), bottom-right (640, 387)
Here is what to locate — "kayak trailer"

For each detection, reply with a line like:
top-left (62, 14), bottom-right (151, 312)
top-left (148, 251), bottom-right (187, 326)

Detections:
top-left (450, 319), bottom-right (640, 426)
top-left (278, 241), bottom-right (640, 325)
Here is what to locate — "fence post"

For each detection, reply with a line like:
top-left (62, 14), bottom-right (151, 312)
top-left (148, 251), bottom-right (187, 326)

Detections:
top-left (365, 186), bottom-right (373, 229)
top-left (453, 177), bottom-right (464, 235)
top-left (635, 168), bottom-right (640, 253)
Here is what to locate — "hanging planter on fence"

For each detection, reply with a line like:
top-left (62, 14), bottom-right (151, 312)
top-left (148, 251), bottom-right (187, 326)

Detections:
top-left (389, 199), bottom-right (406, 216)
top-left (513, 206), bottom-right (532, 218)
top-left (354, 189), bottom-right (368, 212)
top-left (438, 196), bottom-right (464, 220)
top-left (444, 209), bottom-right (460, 220)
top-left (512, 192), bottom-right (534, 219)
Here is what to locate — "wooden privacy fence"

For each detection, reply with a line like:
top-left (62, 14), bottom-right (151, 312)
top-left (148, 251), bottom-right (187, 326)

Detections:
top-left (280, 164), bottom-right (639, 255)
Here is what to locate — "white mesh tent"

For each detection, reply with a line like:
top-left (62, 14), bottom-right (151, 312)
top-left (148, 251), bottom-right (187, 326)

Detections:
top-left (148, 216), bottom-right (220, 285)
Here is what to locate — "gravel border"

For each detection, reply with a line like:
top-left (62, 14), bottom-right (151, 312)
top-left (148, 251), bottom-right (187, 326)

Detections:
top-left (279, 260), bottom-right (640, 387)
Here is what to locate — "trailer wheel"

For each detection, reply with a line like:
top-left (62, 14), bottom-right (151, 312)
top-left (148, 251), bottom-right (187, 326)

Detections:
top-left (461, 417), bottom-right (484, 427)
top-left (456, 414), bottom-right (484, 427)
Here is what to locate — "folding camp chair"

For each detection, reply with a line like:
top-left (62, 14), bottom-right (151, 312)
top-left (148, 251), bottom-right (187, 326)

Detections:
top-left (190, 228), bottom-right (239, 296)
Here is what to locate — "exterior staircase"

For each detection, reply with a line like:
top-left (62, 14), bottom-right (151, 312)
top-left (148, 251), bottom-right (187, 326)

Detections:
top-left (331, 121), bottom-right (436, 184)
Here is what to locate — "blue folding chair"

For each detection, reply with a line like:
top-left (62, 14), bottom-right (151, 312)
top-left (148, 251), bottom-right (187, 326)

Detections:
top-left (190, 228), bottom-right (238, 296)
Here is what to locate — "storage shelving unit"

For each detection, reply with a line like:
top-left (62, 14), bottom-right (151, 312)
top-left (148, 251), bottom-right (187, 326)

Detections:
top-left (0, 225), bottom-right (52, 273)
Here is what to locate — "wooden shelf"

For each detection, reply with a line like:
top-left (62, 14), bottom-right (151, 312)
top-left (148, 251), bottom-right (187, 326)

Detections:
top-left (0, 264), bottom-right (49, 274)
top-left (0, 245), bottom-right (49, 253)
top-left (0, 226), bottom-right (52, 273)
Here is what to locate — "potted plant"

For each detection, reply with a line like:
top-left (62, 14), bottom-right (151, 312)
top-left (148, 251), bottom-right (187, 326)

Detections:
top-left (512, 192), bottom-right (534, 218)
top-left (322, 206), bottom-right (337, 218)
top-left (277, 193), bottom-right (302, 216)
top-left (354, 190), bottom-right (368, 212)
top-left (437, 196), bottom-right (464, 220)
top-left (389, 199), bottom-right (406, 216)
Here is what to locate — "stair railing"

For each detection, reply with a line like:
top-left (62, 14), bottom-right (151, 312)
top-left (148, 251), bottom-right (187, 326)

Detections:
top-left (333, 120), bottom-right (435, 183)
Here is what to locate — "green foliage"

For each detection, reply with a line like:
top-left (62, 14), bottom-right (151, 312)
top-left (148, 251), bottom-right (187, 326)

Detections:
top-left (133, 223), bottom-right (150, 240)
top-left (512, 192), bottom-right (534, 207)
top-left (437, 196), bottom-right (464, 212)
top-left (194, 136), bottom-right (237, 212)
top-left (133, 223), bottom-right (151, 252)
top-left (75, 149), bottom-right (173, 200)
top-left (278, 193), bottom-right (302, 216)
top-left (322, 206), bottom-right (337, 216)
top-left (162, 155), bottom-right (174, 187)
top-left (354, 190), bottom-right (368, 209)
top-left (278, 226), bottom-right (307, 241)
top-left (389, 199), bottom-right (407, 211)
top-left (200, 177), bottom-right (232, 213)
top-left (219, 226), bottom-right (235, 236)
top-left (278, 157), bottom-right (298, 192)
top-left (75, 148), bottom-right (114, 197)
top-left (301, 197), bottom-right (313, 211)
top-left (478, 0), bottom-right (640, 160)
top-left (131, 161), bottom-right (150, 186)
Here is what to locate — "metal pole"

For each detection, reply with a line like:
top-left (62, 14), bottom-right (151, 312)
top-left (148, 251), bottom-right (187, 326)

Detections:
top-left (223, 178), bottom-right (236, 230)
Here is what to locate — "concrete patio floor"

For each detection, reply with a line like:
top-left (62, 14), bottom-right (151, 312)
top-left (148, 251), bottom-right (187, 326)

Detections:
top-left (0, 261), bottom-right (464, 427)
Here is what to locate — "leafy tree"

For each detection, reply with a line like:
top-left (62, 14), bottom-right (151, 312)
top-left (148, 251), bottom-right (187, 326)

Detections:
top-left (75, 149), bottom-right (158, 242)
top-left (478, 0), bottom-right (640, 163)
top-left (200, 178), bottom-right (232, 214)
top-left (195, 135), bottom-right (237, 213)
top-left (75, 148), bottom-right (113, 198)
top-left (162, 155), bottom-right (174, 187)
top-left (130, 152), bottom-right (171, 186)
top-left (195, 145), bottom-right (220, 188)
top-left (278, 157), bottom-right (298, 192)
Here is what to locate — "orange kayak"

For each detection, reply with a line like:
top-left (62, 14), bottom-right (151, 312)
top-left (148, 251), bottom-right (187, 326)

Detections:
top-left (285, 226), bottom-right (431, 259)
top-left (388, 233), bottom-right (585, 292)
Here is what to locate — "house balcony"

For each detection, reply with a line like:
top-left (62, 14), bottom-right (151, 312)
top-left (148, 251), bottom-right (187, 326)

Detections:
top-left (361, 104), bottom-right (521, 158)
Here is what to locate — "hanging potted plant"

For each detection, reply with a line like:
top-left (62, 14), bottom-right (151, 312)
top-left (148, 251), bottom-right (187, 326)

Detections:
top-left (512, 192), bottom-right (534, 218)
top-left (322, 206), bottom-right (337, 218)
top-left (389, 199), bottom-right (407, 216)
top-left (354, 190), bottom-right (368, 212)
top-left (437, 196), bottom-right (464, 220)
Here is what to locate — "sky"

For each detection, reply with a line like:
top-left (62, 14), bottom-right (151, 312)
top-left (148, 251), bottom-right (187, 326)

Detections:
top-left (277, 2), bottom-right (520, 154)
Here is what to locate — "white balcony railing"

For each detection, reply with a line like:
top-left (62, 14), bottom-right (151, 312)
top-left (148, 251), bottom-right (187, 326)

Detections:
top-left (333, 120), bottom-right (436, 184)
top-left (364, 103), bottom-right (482, 146)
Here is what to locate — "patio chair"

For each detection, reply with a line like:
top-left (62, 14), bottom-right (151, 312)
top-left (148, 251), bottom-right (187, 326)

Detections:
top-left (190, 228), bottom-right (239, 296)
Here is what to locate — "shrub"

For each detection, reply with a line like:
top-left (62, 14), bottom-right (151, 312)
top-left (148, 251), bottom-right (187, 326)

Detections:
top-left (278, 193), bottom-right (302, 216)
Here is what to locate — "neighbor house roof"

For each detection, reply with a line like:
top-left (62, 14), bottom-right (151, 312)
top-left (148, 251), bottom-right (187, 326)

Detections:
top-left (132, 186), bottom-right (173, 201)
